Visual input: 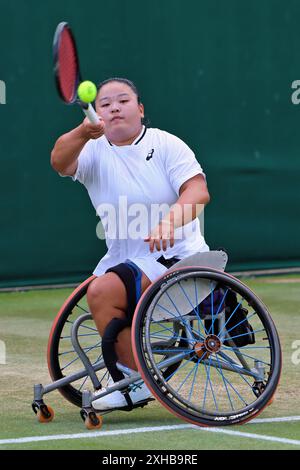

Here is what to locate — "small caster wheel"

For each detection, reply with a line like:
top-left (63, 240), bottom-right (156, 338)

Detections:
top-left (37, 405), bottom-right (55, 423)
top-left (81, 409), bottom-right (103, 430)
top-left (85, 414), bottom-right (103, 430)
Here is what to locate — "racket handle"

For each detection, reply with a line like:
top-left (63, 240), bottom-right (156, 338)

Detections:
top-left (80, 102), bottom-right (100, 124)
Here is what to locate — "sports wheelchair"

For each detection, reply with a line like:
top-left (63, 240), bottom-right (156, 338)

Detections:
top-left (32, 251), bottom-right (281, 429)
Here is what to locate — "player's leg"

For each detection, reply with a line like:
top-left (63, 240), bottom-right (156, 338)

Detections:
top-left (86, 271), bottom-right (151, 370)
top-left (87, 270), bottom-right (152, 410)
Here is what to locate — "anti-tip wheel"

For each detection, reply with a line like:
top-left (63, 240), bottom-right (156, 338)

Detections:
top-left (37, 405), bottom-right (55, 423)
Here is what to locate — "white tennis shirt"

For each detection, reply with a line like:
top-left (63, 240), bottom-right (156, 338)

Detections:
top-left (71, 126), bottom-right (209, 281)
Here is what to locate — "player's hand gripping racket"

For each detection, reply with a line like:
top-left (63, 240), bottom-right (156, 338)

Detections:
top-left (53, 22), bottom-right (99, 124)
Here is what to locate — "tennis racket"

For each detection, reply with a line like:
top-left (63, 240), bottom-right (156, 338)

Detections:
top-left (53, 22), bottom-right (99, 124)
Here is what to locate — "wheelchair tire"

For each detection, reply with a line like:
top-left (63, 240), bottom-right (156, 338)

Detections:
top-left (132, 267), bottom-right (281, 426)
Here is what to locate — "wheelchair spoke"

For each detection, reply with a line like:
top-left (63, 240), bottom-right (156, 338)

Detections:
top-left (214, 353), bottom-right (235, 411)
top-left (61, 354), bottom-right (82, 371)
top-left (215, 354), bottom-right (248, 408)
top-left (58, 349), bottom-right (77, 356)
top-left (177, 279), bottom-right (227, 339)
top-left (149, 322), bottom-right (196, 344)
top-left (149, 331), bottom-right (191, 344)
top-left (77, 372), bottom-right (90, 391)
top-left (215, 352), bottom-right (256, 389)
top-left (78, 351), bottom-right (104, 392)
top-left (65, 319), bottom-right (97, 333)
top-left (163, 292), bottom-right (195, 337)
top-left (152, 347), bottom-right (191, 354)
top-left (60, 340), bottom-right (101, 371)
top-left (223, 311), bottom-right (256, 336)
top-left (207, 365), bottom-right (219, 411)
top-left (153, 305), bottom-right (204, 341)
top-left (176, 360), bottom-right (199, 394)
top-left (59, 341), bottom-right (101, 357)
top-left (78, 323), bottom-right (98, 333)
top-left (178, 280), bottom-right (207, 335)
top-left (61, 332), bottom-right (100, 339)
top-left (193, 278), bottom-right (206, 334)
top-left (225, 328), bottom-right (266, 343)
top-left (200, 355), bottom-right (262, 379)
top-left (203, 355), bottom-right (215, 412)
top-left (162, 350), bottom-right (204, 382)
top-left (188, 358), bottom-right (201, 402)
top-left (210, 288), bottom-right (215, 335)
top-left (217, 349), bottom-right (246, 368)
top-left (209, 288), bottom-right (229, 336)
top-left (225, 345), bottom-right (270, 349)
top-left (77, 340), bottom-right (102, 354)
top-left (74, 303), bottom-right (90, 314)
top-left (221, 347), bottom-right (271, 366)
top-left (204, 289), bottom-right (229, 336)
top-left (216, 301), bottom-right (242, 337)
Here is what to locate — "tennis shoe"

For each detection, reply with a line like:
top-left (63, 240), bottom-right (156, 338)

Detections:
top-left (92, 379), bottom-right (152, 411)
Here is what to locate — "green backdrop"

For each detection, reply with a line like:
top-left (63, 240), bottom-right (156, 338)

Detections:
top-left (0, 0), bottom-right (299, 288)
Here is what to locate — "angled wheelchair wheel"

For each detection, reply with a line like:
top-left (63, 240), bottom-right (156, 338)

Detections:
top-left (132, 267), bottom-right (282, 426)
top-left (47, 276), bottom-right (110, 407)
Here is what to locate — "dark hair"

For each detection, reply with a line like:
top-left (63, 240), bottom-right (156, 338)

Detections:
top-left (97, 77), bottom-right (141, 104)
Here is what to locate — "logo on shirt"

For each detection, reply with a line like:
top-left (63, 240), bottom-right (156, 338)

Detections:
top-left (146, 149), bottom-right (154, 161)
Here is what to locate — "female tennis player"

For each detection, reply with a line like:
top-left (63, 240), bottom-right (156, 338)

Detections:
top-left (51, 78), bottom-right (210, 410)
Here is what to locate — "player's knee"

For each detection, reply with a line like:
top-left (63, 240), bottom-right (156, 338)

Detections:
top-left (87, 274), bottom-right (126, 313)
top-left (87, 277), bottom-right (108, 310)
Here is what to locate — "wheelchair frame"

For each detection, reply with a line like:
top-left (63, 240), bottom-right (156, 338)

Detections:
top-left (32, 251), bottom-right (281, 429)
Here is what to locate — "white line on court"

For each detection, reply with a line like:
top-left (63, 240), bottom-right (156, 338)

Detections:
top-left (0, 424), bottom-right (190, 445)
top-left (0, 415), bottom-right (300, 446)
top-left (249, 415), bottom-right (300, 424)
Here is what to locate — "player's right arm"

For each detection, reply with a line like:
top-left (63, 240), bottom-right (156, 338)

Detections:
top-left (51, 118), bottom-right (105, 176)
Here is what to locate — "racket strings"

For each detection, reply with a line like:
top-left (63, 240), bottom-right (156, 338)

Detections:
top-left (58, 28), bottom-right (78, 103)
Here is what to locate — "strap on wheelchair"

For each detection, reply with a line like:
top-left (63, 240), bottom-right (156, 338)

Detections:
top-left (101, 317), bottom-right (134, 409)
top-left (102, 261), bottom-right (146, 409)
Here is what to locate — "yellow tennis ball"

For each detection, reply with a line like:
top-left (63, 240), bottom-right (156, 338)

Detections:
top-left (77, 81), bottom-right (97, 103)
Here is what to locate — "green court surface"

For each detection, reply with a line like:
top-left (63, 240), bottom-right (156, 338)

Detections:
top-left (0, 275), bottom-right (299, 450)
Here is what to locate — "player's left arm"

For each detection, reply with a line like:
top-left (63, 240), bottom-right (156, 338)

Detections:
top-left (145, 174), bottom-right (210, 252)
top-left (174, 173), bottom-right (210, 224)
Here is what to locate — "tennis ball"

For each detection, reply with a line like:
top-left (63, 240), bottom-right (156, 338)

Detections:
top-left (77, 81), bottom-right (97, 103)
